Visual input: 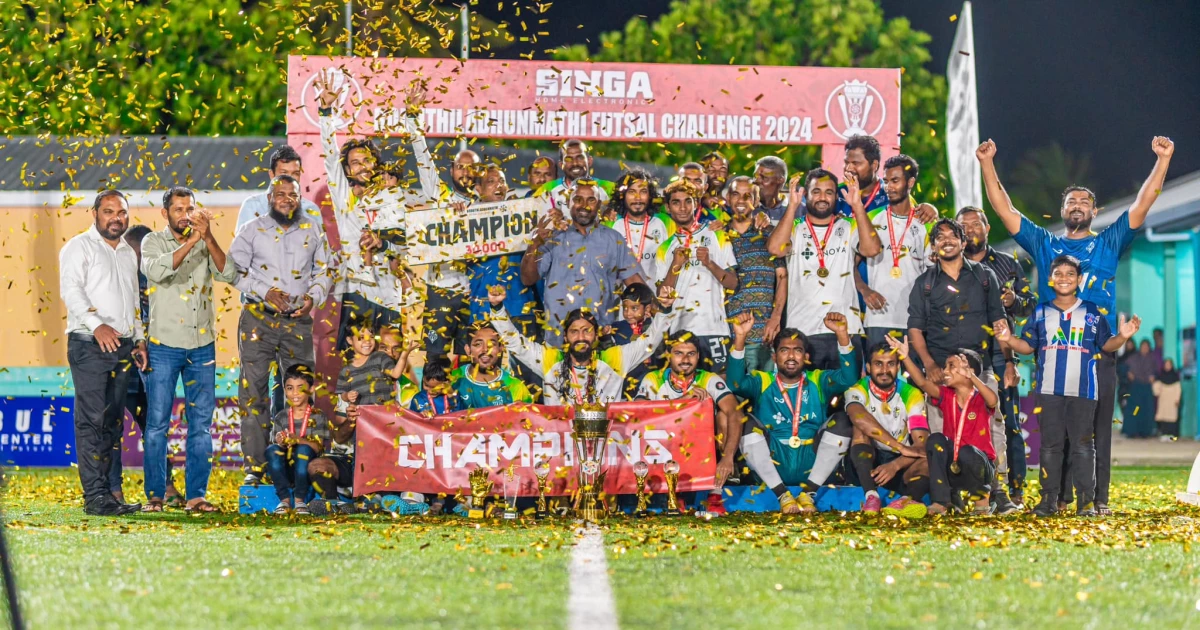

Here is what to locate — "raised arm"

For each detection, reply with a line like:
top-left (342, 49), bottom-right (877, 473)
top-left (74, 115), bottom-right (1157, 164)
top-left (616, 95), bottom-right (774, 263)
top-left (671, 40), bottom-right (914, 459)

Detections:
top-left (1128, 137), bottom-right (1175, 229)
top-left (488, 289), bottom-right (547, 373)
top-left (1103, 313), bottom-right (1142, 353)
top-left (520, 216), bottom-right (554, 287)
top-left (767, 176), bottom-right (803, 257)
top-left (316, 78), bottom-right (352, 216)
top-left (818, 312), bottom-right (860, 395)
top-left (886, 335), bottom-right (941, 400)
top-left (975, 140), bottom-right (1023, 236)
top-left (399, 84), bottom-right (444, 204)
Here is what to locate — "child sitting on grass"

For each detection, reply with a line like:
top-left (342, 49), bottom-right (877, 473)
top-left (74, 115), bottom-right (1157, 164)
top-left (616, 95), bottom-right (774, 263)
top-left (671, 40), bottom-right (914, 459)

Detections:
top-left (887, 336), bottom-right (998, 516)
top-left (267, 364), bottom-right (330, 515)
top-left (338, 324), bottom-right (414, 407)
top-left (408, 356), bottom-right (462, 417)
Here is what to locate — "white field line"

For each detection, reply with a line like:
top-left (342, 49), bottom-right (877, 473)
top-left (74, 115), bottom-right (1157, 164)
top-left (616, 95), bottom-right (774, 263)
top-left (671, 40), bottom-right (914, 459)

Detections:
top-left (567, 522), bottom-right (619, 630)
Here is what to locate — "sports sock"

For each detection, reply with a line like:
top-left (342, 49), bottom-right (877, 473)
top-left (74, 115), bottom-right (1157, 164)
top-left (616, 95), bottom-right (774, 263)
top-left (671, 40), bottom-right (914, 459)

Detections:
top-left (905, 474), bottom-right (930, 503)
top-left (808, 431), bottom-right (851, 487)
top-left (740, 433), bottom-right (786, 497)
top-left (849, 443), bottom-right (877, 492)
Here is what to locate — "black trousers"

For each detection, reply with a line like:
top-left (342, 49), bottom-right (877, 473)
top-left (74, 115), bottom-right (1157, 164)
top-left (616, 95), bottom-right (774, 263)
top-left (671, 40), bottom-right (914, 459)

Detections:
top-left (424, 286), bottom-right (470, 359)
top-left (927, 433), bottom-right (994, 506)
top-left (1060, 353), bottom-right (1116, 505)
top-left (68, 335), bottom-right (135, 504)
top-left (805, 333), bottom-right (864, 373)
top-left (1037, 393), bottom-right (1097, 507)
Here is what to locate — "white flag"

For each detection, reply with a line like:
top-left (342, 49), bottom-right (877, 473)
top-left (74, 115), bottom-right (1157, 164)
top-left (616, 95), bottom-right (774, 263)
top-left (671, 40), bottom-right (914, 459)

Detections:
top-left (946, 1), bottom-right (982, 210)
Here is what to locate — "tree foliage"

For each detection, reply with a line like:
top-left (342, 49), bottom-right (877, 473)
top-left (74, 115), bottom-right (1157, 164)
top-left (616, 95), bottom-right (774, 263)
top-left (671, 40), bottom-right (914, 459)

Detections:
top-left (551, 0), bottom-right (948, 200)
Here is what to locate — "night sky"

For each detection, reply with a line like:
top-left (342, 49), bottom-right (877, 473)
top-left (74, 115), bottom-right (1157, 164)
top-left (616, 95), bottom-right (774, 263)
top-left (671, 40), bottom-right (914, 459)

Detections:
top-left (478, 0), bottom-right (1200, 201)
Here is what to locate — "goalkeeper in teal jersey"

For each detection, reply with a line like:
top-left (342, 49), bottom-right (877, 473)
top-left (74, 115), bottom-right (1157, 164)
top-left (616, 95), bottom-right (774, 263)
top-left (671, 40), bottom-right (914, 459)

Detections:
top-left (453, 323), bottom-right (534, 407)
top-left (727, 311), bottom-right (860, 513)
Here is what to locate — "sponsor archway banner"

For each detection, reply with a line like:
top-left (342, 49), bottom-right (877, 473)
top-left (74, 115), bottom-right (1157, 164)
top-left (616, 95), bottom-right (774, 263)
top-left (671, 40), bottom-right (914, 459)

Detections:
top-left (353, 399), bottom-right (717, 497)
top-left (287, 56), bottom-right (901, 148)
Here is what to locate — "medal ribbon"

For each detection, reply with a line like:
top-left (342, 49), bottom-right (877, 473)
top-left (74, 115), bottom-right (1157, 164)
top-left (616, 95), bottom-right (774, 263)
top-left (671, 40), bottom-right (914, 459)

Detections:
top-left (624, 215), bottom-right (650, 260)
top-left (667, 368), bottom-right (696, 395)
top-left (775, 375), bottom-right (806, 441)
top-left (868, 380), bottom-right (896, 406)
top-left (288, 406), bottom-right (311, 439)
top-left (887, 206), bottom-right (916, 271)
top-left (804, 216), bottom-right (836, 275)
top-left (569, 362), bottom-right (593, 405)
top-left (950, 392), bottom-right (975, 466)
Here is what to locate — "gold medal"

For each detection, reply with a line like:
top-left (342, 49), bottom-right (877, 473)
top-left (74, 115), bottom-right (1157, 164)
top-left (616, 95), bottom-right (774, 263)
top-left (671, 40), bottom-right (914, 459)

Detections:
top-left (816, 267), bottom-right (830, 278)
top-left (788, 436), bottom-right (802, 449)
top-left (890, 266), bottom-right (902, 279)
top-left (950, 461), bottom-right (961, 475)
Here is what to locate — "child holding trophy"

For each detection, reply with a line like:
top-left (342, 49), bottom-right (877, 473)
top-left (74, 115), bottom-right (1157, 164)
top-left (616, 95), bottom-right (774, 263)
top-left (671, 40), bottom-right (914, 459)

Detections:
top-left (266, 364), bottom-right (330, 515)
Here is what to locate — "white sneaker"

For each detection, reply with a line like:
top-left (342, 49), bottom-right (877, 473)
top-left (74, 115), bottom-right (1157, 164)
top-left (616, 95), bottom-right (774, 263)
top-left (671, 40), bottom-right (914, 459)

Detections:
top-left (273, 500), bottom-right (290, 515)
top-left (243, 473), bottom-right (262, 486)
top-left (294, 500), bottom-right (309, 515)
top-left (1160, 434), bottom-right (1174, 442)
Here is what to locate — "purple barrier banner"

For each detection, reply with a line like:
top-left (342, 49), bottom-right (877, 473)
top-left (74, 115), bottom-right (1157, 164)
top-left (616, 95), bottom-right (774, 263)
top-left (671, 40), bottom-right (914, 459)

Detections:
top-left (120, 398), bottom-right (243, 469)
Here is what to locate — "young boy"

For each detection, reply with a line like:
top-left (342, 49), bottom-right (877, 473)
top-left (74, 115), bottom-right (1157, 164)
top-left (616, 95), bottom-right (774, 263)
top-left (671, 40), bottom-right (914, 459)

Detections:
top-left (888, 336), bottom-right (998, 516)
top-left (606, 283), bottom-right (661, 399)
top-left (378, 326), bottom-right (420, 407)
top-left (997, 254), bottom-right (1140, 517)
top-left (338, 324), bottom-right (412, 407)
top-left (409, 356), bottom-right (463, 416)
top-left (266, 364), bottom-right (330, 515)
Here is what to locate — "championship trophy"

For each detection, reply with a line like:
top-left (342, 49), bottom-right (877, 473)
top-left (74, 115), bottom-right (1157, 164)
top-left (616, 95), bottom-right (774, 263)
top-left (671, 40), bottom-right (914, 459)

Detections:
top-left (633, 460), bottom-right (651, 518)
top-left (534, 458), bottom-right (553, 519)
top-left (467, 467), bottom-right (492, 519)
top-left (663, 459), bottom-right (683, 516)
top-left (571, 405), bottom-right (612, 522)
top-left (502, 465), bottom-right (519, 520)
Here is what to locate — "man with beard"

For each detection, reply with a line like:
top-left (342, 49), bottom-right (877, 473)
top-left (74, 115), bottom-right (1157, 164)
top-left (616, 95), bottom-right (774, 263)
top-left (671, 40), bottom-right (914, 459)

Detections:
top-left (844, 342), bottom-right (930, 519)
top-left (724, 176), bottom-right (787, 373)
top-left (606, 168), bottom-right (673, 282)
top-left (422, 146), bottom-right (479, 360)
top-left (60, 190), bottom-right (148, 515)
top-left (486, 284), bottom-right (678, 404)
top-left (977, 136), bottom-right (1175, 516)
top-left (451, 323), bottom-right (534, 408)
top-left (836, 135), bottom-right (939, 222)
top-left (657, 180), bottom-right (739, 373)
top-left (701, 152), bottom-right (730, 212)
top-left (906, 219), bottom-right (1015, 512)
top-left (138, 187), bottom-right (236, 512)
top-left (465, 165), bottom-right (534, 328)
top-left (728, 312), bottom-right (860, 514)
top-left (235, 145), bottom-right (323, 232)
top-left (318, 82), bottom-right (425, 352)
top-left (753, 156), bottom-right (789, 223)
top-left (636, 331), bottom-right (742, 516)
top-left (856, 155), bottom-right (934, 350)
top-left (526, 156), bottom-right (558, 198)
top-left (767, 169), bottom-right (881, 370)
top-left (957, 206), bottom-right (1035, 507)
top-left (520, 181), bottom-right (648, 346)
top-left (538, 139), bottom-right (615, 216)
top-left (230, 174), bottom-right (334, 485)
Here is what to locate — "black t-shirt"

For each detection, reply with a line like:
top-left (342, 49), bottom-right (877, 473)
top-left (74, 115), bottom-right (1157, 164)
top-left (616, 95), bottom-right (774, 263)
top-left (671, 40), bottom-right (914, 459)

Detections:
top-left (906, 260), bottom-right (1005, 367)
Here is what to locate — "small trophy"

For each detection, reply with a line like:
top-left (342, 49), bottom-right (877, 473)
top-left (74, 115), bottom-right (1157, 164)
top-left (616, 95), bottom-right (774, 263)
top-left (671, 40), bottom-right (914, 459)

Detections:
top-left (534, 459), bottom-right (552, 519)
top-left (502, 465), bottom-right (519, 520)
top-left (467, 467), bottom-right (492, 519)
top-left (633, 460), bottom-right (651, 518)
top-left (663, 459), bottom-right (683, 516)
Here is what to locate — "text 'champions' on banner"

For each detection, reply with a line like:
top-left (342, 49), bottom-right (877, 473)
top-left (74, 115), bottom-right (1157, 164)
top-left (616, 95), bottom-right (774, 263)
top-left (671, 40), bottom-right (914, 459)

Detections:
top-left (286, 57), bottom-right (901, 146)
top-left (353, 399), bottom-right (717, 497)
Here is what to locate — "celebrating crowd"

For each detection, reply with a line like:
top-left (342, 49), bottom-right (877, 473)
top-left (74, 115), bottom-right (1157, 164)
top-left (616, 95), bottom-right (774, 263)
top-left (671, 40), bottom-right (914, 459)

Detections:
top-left (58, 81), bottom-right (1176, 519)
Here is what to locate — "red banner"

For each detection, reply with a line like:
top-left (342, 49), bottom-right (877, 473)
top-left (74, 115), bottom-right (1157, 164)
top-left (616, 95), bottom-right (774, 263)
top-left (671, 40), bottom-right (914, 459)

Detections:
top-left (287, 56), bottom-right (900, 147)
top-left (353, 400), bottom-right (716, 497)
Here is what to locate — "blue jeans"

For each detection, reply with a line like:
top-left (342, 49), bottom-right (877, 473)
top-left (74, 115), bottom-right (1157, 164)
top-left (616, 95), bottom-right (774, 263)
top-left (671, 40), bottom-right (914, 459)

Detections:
top-left (144, 343), bottom-right (216, 501)
top-left (266, 444), bottom-right (316, 502)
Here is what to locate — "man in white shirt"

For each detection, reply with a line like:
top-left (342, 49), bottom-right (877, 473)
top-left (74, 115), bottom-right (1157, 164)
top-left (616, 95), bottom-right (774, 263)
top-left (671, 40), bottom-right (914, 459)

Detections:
top-left (60, 190), bottom-right (148, 516)
top-left (655, 180), bottom-right (739, 373)
top-left (767, 168), bottom-right (882, 370)
top-left (235, 145), bottom-right (323, 233)
top-left (317, 82), bottom-right (424, 351)
top-left (606, 168), bottom-right (672, 282)
top-left (855, 154), bottom-right (933, 350)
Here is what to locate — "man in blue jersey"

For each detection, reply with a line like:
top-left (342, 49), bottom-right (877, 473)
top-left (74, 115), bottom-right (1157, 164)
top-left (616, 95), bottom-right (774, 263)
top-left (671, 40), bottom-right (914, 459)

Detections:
top-left (998, 255), bottom-right (1142, 517)
top-left (978, 136), bottom-right (1174, 515)
top-left (727, 311), bottom-right (860, 514)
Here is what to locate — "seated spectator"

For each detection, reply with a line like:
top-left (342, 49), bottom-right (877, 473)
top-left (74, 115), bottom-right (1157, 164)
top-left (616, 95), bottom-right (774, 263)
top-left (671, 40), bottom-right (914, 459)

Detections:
top-left (727, 312), bottom-right (860, 514)
top-left (636, 331), bottom-right (742, 516)
top-left (889, 337), bottom-right (998, 516)
top-left (266, 365), bottom-right (329, 515)
top-left (844, 342), bottom-right (930, 519)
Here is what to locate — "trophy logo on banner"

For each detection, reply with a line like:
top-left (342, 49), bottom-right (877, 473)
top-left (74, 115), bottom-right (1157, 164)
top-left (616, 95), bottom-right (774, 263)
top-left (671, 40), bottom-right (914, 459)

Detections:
top-left (570, 405), bottom-right (612, 522)
top-left (824, 79), bottom-right (887, 140)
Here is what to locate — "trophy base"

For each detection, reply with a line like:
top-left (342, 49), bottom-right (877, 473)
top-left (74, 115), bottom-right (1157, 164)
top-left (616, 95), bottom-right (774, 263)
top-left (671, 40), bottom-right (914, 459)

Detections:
top-left (503, 510), bottom-right (518, 520)
top-left (535, 510), bottom-right (550, 519)
top-left (467, 508), bottom-right (486, 519)
top-left (634, 510), bottom-right (649, 519)
top-left (663, 508), bottom-right (683, 517)
top-left (575, 490), bottom-right (605, 522)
